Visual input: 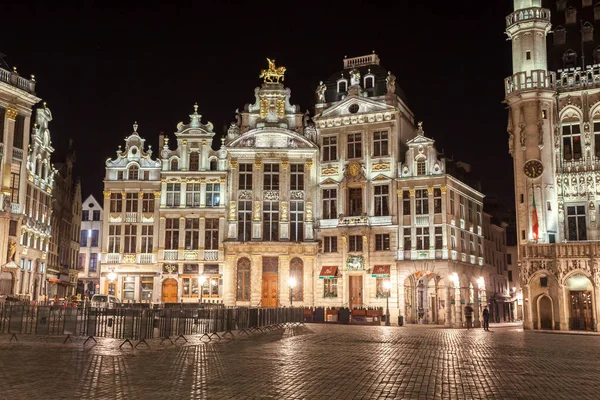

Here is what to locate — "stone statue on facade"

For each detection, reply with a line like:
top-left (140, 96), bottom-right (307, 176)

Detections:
top-left (316, 81), bottom-right (327, 103)
top-left (7, 240), bottom-right (16, 262)
top-left (538, 120), bottom-right (544, 149)
top-left (350, 69), bottom-right (361, 86)
top-left (386, 71), bottom-right (396, 94)
top-left (234, 108), bottom-right (241, 127)
top-left (303, 110), bottom-right (311, 127)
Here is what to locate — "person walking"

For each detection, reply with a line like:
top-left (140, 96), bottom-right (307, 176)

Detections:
top-left (464, 305), bottom-right (474, 329)
top-left (483, 305), bottom-right (490, 331)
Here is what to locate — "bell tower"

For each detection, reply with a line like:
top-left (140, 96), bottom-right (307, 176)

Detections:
top-left (504, 1), bottom-right (557, 246)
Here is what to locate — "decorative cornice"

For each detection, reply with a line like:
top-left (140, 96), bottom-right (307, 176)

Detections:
top-left (317, 112), bottom-right (394, 128)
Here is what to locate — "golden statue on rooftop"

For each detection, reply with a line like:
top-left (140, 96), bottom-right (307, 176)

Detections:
top-left (260, 58), bottom-right (286, 83)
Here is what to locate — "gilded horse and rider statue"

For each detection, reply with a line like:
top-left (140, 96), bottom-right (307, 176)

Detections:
top-left (260, 58), bottom-right (286, 83)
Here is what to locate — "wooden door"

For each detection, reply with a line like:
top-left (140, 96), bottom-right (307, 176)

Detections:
top-left (570, 290), bottom-right (593, 331)
top-left (539, 296), bottom-right (553, 330)
top-left (262, 274), bottom-right (278, 307)
top-left (349, 275), bottom-right (363, 310)
top-left (162, 278), bottom-right (178, 303)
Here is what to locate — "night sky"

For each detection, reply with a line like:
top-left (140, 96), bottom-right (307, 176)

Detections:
top-left (3, 1), bottom-right (515, 207)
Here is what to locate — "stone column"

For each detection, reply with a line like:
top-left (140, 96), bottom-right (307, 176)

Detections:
top-left (304, 255), bottom-right (315, 307)
top-left (473, 286), bottom-right (481, 328)
top-left (180, 140), bottom-right (188, 171)
top-left (2, 107), bottom-right (17, 198)
top-left (251, 255), bottom-right (262, 306)
top-left (445, 285), bottom-right (452, 328)
top-left (252, 159), bottom-right (262, 240)
top-left (279, 160), bottom-right (289, 240)
top-left (523, 284), bottom-right (533, 329)
top-left (559, 284), bottom-right (569, 331)
top-left (224, 255), bottom-right (236, 306)
top-left (280, 255), bottom-right (290, 306)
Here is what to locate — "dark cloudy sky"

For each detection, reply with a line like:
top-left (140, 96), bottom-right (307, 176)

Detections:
top-left (2, 1), bottom-right (515, 207)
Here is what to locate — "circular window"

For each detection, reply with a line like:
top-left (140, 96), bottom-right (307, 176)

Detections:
top-left (349, 104), bottom-right (359, 114)
top-left (131, 148), bottom-right (137, 155)
top-left (88, 203), bottom-right (94, 208)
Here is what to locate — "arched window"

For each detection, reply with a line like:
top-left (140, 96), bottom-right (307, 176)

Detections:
top-left (565, 6), bottom-right (577, 24)
top-left (554, 26), bottom-right (566, 45)
top-left (562, 117), bottom-right (582, 160)
top-left (337, 79), bottom-right (347, 93)
top-left (583, 22), bottom-right (594, 42)
top-left (210, 159), bottom-right (217, 171)
top-left (364, 75), bottom-right (374, 89)
top-left (189, 152), bottom-right (199, 171)
top-left (170, 159), bottom-right (178, 171)
top-left (236, 257), bottom-right (251, 301)
top-left (563, 49), bottom-right (578, 69)
top-left (290, 257), bottom-right (303, 301)
top-left (128, 165), bottom-right (139, 180)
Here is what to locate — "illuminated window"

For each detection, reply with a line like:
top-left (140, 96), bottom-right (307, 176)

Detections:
top-left (374, 185), bottom-right (389, 216)
top-left (417, 160), bottom-right (426, 176)
top-left (189, 152), bottom-right (199, 171)
top-left (373, 131), bottom-right (388, 157)
top-left (128, 165), bottom-right (139, 180)
top-left (347, 133), bottom-right (362, 158)
top-left (236, 257), bottom-right (251, 301)
top-left (322, 136), bottom-right (337, 162)
top-left (562, 119), bottom-right (582, 160)
top-left (239, 163), bottom-right (253, 190)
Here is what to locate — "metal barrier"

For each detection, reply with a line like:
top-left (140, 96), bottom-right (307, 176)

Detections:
top-left (0, 304), bottom-right (304, 347)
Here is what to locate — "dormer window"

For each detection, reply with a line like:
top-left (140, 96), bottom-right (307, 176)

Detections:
top-left (189, 152), bottom-right (199, 171)
top-left (595, 3), bottom-right (600, 20)
top-left (584, 0), bottom-right (592, 7)
top-left (554, 26), bottom-right (566, 45)
top-left (117, 171), bottom-right (124, 180)
top-left (210, 159), bottom-right (218, 171)
top-left (171, 159), bottom-right (179, 171)
top-left (563, 49), bottom-right (578, 69)
top-left (557, 0), bottom-right (567, 12)
top-left (364, 75), bottom-right (374, 89)
top-left (566, 7), bottom-right (577, 24)
top-left (337, 79), bottom-right (348, 93)
top-left (128, 165), bottom-right (139, 180)
top-left (416, 160), bottom-right (426, 176)
top-left (583, 22), bottom-right (594, 42)
top-left (594, 46), bottom-right (600, 64)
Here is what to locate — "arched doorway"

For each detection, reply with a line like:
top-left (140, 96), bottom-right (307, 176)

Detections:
top-left (404, 271), bottom-right (440, 324)
top-left (0, 271), bottom-right (13, 296)
top-left (539, 296), bottom-right (553, 330)
top-left (162, 278), bottom-right (178, 303)
top-left (567, 274), bottom-right (594, 331)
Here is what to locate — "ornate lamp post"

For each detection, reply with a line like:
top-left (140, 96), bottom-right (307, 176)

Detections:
top-left (288, 277), bottom-right (296, 307)
top-left (384, 280), bottom-right (391, 326)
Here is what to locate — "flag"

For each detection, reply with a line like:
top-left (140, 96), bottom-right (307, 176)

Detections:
top-left (531, 192), bottom-right (539, 241)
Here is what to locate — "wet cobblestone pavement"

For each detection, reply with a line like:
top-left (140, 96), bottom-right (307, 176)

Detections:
top-left (0, 324), bottom-right (598, 399)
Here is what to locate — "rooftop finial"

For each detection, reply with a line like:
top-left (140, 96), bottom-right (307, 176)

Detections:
top-left (193, 103), bottom-right (198, 113)
top-left (12, 66), bottom-right (17, 73)
top-left (259, 58), bottom-right (286, 83)
top-left (43, 101), bottom-right (47, 108)
top-left (417, 121), bottom-right (424, 135)
top-left (133, 121), bottom-right (138, 133)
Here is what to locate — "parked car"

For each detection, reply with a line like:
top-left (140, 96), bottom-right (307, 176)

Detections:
top-left (90, 294), bottom-right (120, 308)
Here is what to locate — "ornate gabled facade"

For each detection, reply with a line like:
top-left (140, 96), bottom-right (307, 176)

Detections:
top-left (77, 194), bottom-right (103, 298)
top-left (505, 0), bottom-right (600, 331)
top-left (101, 123), bottom-right (161, 302)
top-left (157, 106), bottom-right (228, 303)
top-left (224, 59), bottom-right (319, 308)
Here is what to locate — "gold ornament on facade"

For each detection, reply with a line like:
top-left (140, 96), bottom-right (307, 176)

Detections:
top-left (103, 190), bottom-right (111, 199)
top-left (276, 99), bottom-right (285, 118)
top-left (280, 201), bottom-right (288, 221)
top-left (6, 107), bottom-right (18, 120)
top-left (122, 254), bottom-right (136, 263)
top-left (259, 58), bottom-right (286, 83)
top-left (253, 201), bottom-right (261, 220)
top-left (229, 201), bottom-right (237, 221)
top-left (229, 159), bottom-right (238, 169)
top-left (138, 191), bottom-right (144, 199)
top-left (347, 161), bottom-right (361, 177)
top-left (427, 187), bottom-right (434, 195)
top-left (220, 176), bottom-right (226, 182)
top-left (409, 188), bottom-right (415, 196)
top-left (372, 162), bottom-right (390, 171)
top-left (121, 191), bottom-right (126, 198)
top-left (154, 191), bottom-right (161, 198)
top-left (396, 189), bottom-right (403, 196)
top-left (281, 160), bottom-right (289, 169)
top-left (305, 160), bottom-right (313, 170)
top-left (306, 202), bottom-right (313, 221)
top-left (321, 166), bottom-right (338, 176)
top-left (259, 99), bottom-right (269, 119)
top-left (254, 159), bottom-right (262, 169)
top-left (440, 185), bottom-right (447, 194)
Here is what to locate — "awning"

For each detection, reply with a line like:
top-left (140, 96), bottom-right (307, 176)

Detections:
top-left (371, 265), bottom-right (390, 278)
top-left (319, 266), bottom-right (338, 279)
top-left (47, 279), bottom-right (60, 283)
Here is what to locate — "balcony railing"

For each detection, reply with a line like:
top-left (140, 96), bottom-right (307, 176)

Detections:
top-left (338, 215), bottom-right (369, 226)
top-left (204, 250), bottom-right (218, 261)
top-left (164, 250), bottom-right (178, 260)
top-left (504, 70), bottom-right (556, 96)
top-left (12, 148), bottom-right (23, 161)
top-left (10, 203), bottom-right (20, 214)
top-left (556, 66), bottom-right (600, 92)
top-left (505, 7), bottom-right (550, 28)
top-left (0, 67), bottom-right (36, 94)
top-left (106, 253), bottom-right (120, 264)
top-left (125, 212), bottom-right (138, 223)
top-left (415, 215), bottom-right (429, 226)
top-left (139, 253), bottom-right (153, 264)
top-left (522, 242), bottom-right (600, 258)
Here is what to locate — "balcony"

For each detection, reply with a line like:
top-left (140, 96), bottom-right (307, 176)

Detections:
top-left (12, 148), bottom-right (23, 161)
top-left (183, 250), bottom-right (198, 261)
top-left (556, 66), bottom-right (600, 93)
top-left (505, 7), bottom-right (550, 29)
top-left (204, 250), bottom-right (218, 261)
top-left (338, 215), bottom-right (369, 226)
top-left (0, 67), bottom-right (36, 94)
top-left (164, 250), bottom-right (178, 260)
top-left (415, 215), bottom-right (429, 226)
top-left (125, 212), bottom-right (138, 223)
top-left (504, 70), bottom-right (555, 96)
top-left (522, 242), bottom-right (600, 258)
top-left (139, 253), bottom-right (153, 264)
top-left (122, 254), bottom-right (136, 263)
top-left (106, 253), bottom-right (120, 264)
top-left (10, 203), bottom-right (20, 214)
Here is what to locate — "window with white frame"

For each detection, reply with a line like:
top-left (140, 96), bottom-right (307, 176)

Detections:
top-left (238, 200), bottom-right (252, 241)
top-left (322, 189), bottom-right (337, 219)
top-left (125, 193), bottom-right (138, 212)
top-left (337, 79), bottom-right (347, 92)
top-left (110, 193), bottom-right (122, 213)
top-left (185, 218), bottom-right (199, 249)
top-left (264, 164), bottom-right (280, 190)
top-left (478, 237), bottom-right (483, 257)
top-left (141, 225), bottom-right (153, 253)
top-left (206, 183), bottom-right (220, 207)
top-left (594, 120), bottom-right (600, 157)
top-left (375, 234), bottom-right (390, 251)
top-left (322, 136), bottom-right (337, 162)
top-left (470, 235), bottom-right (475, 253)
top-left (433, 188), bottom-right (442, 213)
top-left (189, 152), bottom-right (199, 171)
top-left (128, 165), bottom-right (139, 180)
top-left (562, 119), bottom-right (582, 160)
top-left (205, 218), bottom-right (219, 250)
top-left (324, 278), bottom-right (338, 297)
top-left (291, 164), bottom-right (304, 191)
top-left (459, 196), bottom-right (465, 220)
top-left (347, 133), bottom-right (362, 158)
top-left (290, 200), bottom-right (304, 242)
top-left (468, 200), bottom-right (473, 223)
top-left (170, 158), bottom-right (179, 171)
top-left (451, 228), bottom-right (456, 249)
top-left (239, 163), bottom-right (253, 190)
top-left (186, 183), bottom-right (201, 207)
top-left (89, 254), bottom-right (98, 272)
top-left (416, 160), bottom-right (426, 176)
top-left (91, 230), bottom-right (99, 247)
top-left (435, 227), bottom-right (443, 249)
top-left (374, 185), bottom-right (390, 216)
top-left (460, 231), bottom-right (466, 252)
top-left (108, 225), bottom-right (121, 253)
top-left (165, 218), bottom-right (179, 250)
top-left (349, 235), bottom-right (363, 252)
top-left (415, 189), bottom-right (428, 215)
top-left (364, 75), bottom-right (374, 89)
top-left (416, 227), bottom-right (429, 250)
top-left (348, 187), bottom-right (363, 216)
top-left (123, 276), bottom-right (135, 300)
top-left (166, 183), bottom-right (181, 207)
top-left (373, 131), bottom-right (388, 157)
top-left (142, 193), bottom-right (154, 213)
top-left (263, 200), bottom-right (279, 241)
top-left (124, 225), bottom-right (137, 253)
top-left (403, 227), bottom-right (411, 249)
top-left (323, 236), bottom-right (337, 253)
top-left (567, 205), bottom-right (587, 240)
top-left (403, 190), bottom-right (411, 215)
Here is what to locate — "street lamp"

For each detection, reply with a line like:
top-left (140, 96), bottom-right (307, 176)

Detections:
top-left (288, 277), bottom-right (297, 307)
top-left (198, 275), bottom-right (206, 302)
top-left (383, 280), bottom-right (391, 326)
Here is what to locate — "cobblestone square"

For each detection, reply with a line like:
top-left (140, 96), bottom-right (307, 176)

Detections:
top-left (0, 324), bottom-right (598, 399)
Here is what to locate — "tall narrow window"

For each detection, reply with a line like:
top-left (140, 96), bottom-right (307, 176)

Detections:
top-left (375, 234), bottom-right (390, 251)
top-left (374, 185), bottom-right (390, 216)
top-left (290, 164), bottom-right (305, 191)
top-left (108, 225), bottom-right (121, 253)
top-left (594, 120), bottom-right (600, 157)
top-left (91, 230), bottom-right (99, 247)
top-left (170, 159), bottom-right (179, 171)
top-left (236, 257), bottom-right (251, 301)
top-left (450, 190), bottom-right (455, 215)
top-left (110, 193), bottom-right (122, 213)
top-left (289, 258), bottom-right (304, 301)
top-left (347, 133), bottom-right (362, 158)
top-left (348, 187), bottom-right (363, 216)
top-left (210, 159), bottom-right (217, 171)
top-left (165, 218), bottom-right (180, 250)
top-left (80, 230), bottom-right (87, 247)
top-left (82, 210), bottom-right (89, 221)
top-left (403, 190), bottom-right (411, 215)
top-left (186, 183), bottom-right (201, 207)
top-left (10, 167), bottom-right (19, 203)
top-left (239, 163), bottom-right (253, 190)
top-left (323, 236), bottom-right (337, 253)
top-left (263, 200), bottom-right (279, 241)
top-left (141, 226), bottom-right (153, 253)
top-left (205, 218), bottom-right (219, 250)
top-left (565, 7), bottom-right (577, 25)
top-left (25, 184), bottom-right (31, 216)
top-left (128, 165), bottom-right (139, 180)
top-left (403, 228), bottom-right (411, 249)
top-left (166, 183), bottom-right (181, 207)
top-left (349, 235), bottom-right (363, 252)
top-left (415, 189), bottom-right (428, 215)
top-left (124, 225), bottom-right (137, 253)
top-left (416, 160), bottom-right (426, 176)
top-left (185, 218), bottom-right (199, 250)
top-left (238, 200), bottom-right (252, 241)
top-left (189, 152), bottom-right (199, 171)
top-left (89, 254), bottom-right (98, 272)
top-left (264, 164), bottom-right (280, 190)
top-left (459, 196), bottom-right (465, 220)
top-left (142, 193), bottom-right (155, 213)
top-left (322, 189), bottom-right (337, 219)
top-left (13, 115), bottom-right (24, 149)
top-left (206, 183), bottom-right (220, 207)
top-left (435, 227), bottom-right (443, 249)
top-left (468, 200), bottom-right (474, 223)
top-left (373, 131), bottom-right (389, 157)
top-left (461, 231), bottom-right (466, 252)
top-left (562, 119), bottom-right (582, 160)
top-left (433, 188), bottom-right (442, 213)
top-left (93, 210), bottom-right (100, 220)
top-left (567, 205), bottom-right (587, 240)
top-left (290, 200), bottom-right (304, 242)
top-left (125, 193), bottom-right (138, 212)
top-left (416, 227), bottom-right (429, 250)
top-left (322, 136), bottom-right (338, 162)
